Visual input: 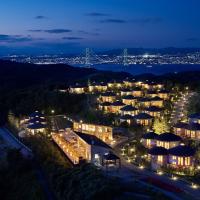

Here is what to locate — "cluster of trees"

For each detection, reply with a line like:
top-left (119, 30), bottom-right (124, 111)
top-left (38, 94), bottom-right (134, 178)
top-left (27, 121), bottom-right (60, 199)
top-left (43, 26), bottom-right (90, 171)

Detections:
top-left (0, 149), bottom-right (45, 200)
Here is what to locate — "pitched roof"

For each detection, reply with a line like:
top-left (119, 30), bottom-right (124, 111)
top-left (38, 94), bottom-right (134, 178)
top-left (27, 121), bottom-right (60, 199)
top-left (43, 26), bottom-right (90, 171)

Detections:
top-left (29, 111), bottom-right (44, 118)
top-left (100, 102), bottom-right (112, 106)
top-left (111, 101), bottom-right (125, 106)
top-left (168, 145), bottom-right (195, 157)
top-left (148, 147), bottom-right (168, 155)
top-left (101, 92), bottom-right (116, 97)
top-left (142, 131), bottom-right (158, 139)
top-left (122, 95), bottom-right (137, 100)
top-left (134, 113), bottom-right (153, 120)
top-left (75, 132), bottom-right (111, 149)
top-left (27, 122), bottom-right (46, 129)
top-left (120, 105), bottom-right (138, 111)
top-left (150, 96), bottom-right (163, 101)
top-left (119, 114), bottom-right (134, 120)
top-left (186, 123), bottom-right (200, 131)
top-left (173, 122), bottom-right (188, 129)
top-left (144, 106), bottom-right (163, 112)
top-left (156, 133), bottom-right (182, 142)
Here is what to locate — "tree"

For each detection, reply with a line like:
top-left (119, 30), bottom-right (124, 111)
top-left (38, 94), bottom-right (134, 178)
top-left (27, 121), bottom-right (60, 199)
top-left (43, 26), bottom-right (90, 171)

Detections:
top-left (153, 117), bottom-right (170, 134)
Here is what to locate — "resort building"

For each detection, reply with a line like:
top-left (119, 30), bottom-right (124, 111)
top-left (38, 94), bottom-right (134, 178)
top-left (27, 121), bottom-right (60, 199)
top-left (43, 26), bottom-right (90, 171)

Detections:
top-left (73, 121), bottom-right (113, 144)
top-left (144, 106), bottom-right (163, 117)
top-left (69, 83), bottom-right (87, 94)
top-left (173, 122), bottom-right (200, 140)
top-left (52, 130), bottom-right (113, 165)
top-left (156, 133), bottom-right (182, 149)
top-left (120, 89), bottom-right (133, 96)
top-left (132, 88), bottom-right (143, 97)
top-left (120, 105), bottom-right (139, 116)
top-left (123, 79), bottom-right (137, 88)
top-left (110, 101), bottom-right (125, 114)
top-left (119, 115), bottom-right (134, 125)
top-left (148, 146), bottom-right (168, 170)
top-left (99, 102), bottom-right (112, 113)
top-left (122, 95), bottom-right (138, 106)
top-left (22, 111), bottom-right (47, 135)
top-left (157, 90), bottom-right (170, 100)
top-left (146, 90), bottom-right (158, 98)
top-left (150, 96), bottom-right (164, 107)
top-left (168, 144), bottom-right (195, 169)
top-left (88, 82), bottom-right (108, 92)
top-left (133, 113), bottom-right (154, 126)
top-left (173, 122), bottom-right (188, 138)
top-left (137, 97), bottom-right (151, 108)
top-left (100, 92), bottom-right (116, 103)
top-left (141, 131), bottom-right (158, 148)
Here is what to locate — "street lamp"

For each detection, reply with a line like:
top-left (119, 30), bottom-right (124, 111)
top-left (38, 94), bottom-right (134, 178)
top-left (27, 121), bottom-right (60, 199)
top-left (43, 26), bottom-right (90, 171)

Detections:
top-left (51, 110), bottom-right (55, 114)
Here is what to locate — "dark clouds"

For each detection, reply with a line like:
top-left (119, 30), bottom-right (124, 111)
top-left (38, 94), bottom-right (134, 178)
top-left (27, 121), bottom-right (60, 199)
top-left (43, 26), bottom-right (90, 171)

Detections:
top-left (29, 29), bottom-right (72, 34)
top-left (131, 17), bottom-right (163, 25)
top-left (99, 19), bottom-right (127, 23)
top-left (0, 34), bottom-right (33, 43)
top-left (85, 12), bottom-right (109, 17)
top-left (35, 15), bottom-right (47, 19)
top-left (62, 37), bottom-right (84, 40)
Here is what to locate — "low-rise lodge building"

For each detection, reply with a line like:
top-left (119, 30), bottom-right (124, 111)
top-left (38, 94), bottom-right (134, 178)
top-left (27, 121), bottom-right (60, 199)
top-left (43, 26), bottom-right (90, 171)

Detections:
top-left (156, 133), bottom-right (182, 149)
top-left (27, 121), bottom-right (46, 135)
top-left (100, 92), bottom-right (116, 103)
top-left (148, 146), bottom-right (168, 170)
top-left (173, 122), bottom-right (200, 140)
top-left (150, 96), bottom-right (164, 107)
top-left (73, 121), bottom-right (113, 144)
top-left (168, 144), bottom-right (195, 169)
top-left (123, 79), bottom-right (137, 88)
top-left (120, 105), bottom-right (139, 116)
top-left (99, 102), bottom-right (112, 113)
top-left (144, 106), bottom-right (163, 117)
top-left (120, 89), bottom-right (133, 96)
top-left (142, 82), bottom-right (164, 90)
top-left (107, 80), bottom-right (124, 89)
top-left (88, 82), bottom-right (108, 92)
top-left (141, 131), bottom-right (158, 149)
top-left (157, 90), bottom-right (170, 100)
top-left (122, 95), bottom-right (138, 106)
top-left (69, 83), bottom-right (87, 94)
top-left (137, 97), bottom-right (151, 107)
top-left (132, 88), bottom-right (143, 97)
top-left (119, 115), bottom-right (134, 125)
top-left (52, 130), bottom-right (113, 165)
top-left (173, 122), bottom-right (188, 138)
top-left (110, 101), bottom-right (125, 114)
top-left (146, 90), bottom-right (158, 98)
top-left (133, 113), bottom-right (154, 126)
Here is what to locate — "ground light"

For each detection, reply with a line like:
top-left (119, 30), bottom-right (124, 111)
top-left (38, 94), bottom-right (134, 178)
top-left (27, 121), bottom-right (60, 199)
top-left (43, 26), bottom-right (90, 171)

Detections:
top-left (139, 165), bottom-right (144, 169)
top-left (171, 175), bottom-right (178, 180)
top-left (157, 171), bottom-right (163, 175)
top-left (191, 183), bottom-right (198, 189)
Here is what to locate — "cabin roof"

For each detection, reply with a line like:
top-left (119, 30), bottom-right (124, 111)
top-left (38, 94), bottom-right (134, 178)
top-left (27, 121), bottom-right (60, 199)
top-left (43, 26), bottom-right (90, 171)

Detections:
top-left (156, 132), bottom-right (182, 142)
top-left (142, 131), bottom-right (158, 139)
top-left (168, 145), bottom-right (195, 157)
top-left (75, 132), bottom-right (111, 149)
top-left (148, 146), bottom-right (168, 155)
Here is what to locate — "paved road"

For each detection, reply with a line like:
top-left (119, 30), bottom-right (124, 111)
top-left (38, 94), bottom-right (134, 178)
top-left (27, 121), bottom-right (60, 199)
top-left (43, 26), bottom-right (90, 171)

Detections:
top-left (0, 127), bottom-right (32, 157)
top-left (113, 140), bottom-right (200, 200)
top-left (170, 92), bottom-right (195, 124)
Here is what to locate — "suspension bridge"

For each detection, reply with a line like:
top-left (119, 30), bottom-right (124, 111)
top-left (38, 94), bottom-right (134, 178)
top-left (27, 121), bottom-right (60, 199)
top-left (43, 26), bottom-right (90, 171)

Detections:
top-left (73, 48), bottom-right (131, 67)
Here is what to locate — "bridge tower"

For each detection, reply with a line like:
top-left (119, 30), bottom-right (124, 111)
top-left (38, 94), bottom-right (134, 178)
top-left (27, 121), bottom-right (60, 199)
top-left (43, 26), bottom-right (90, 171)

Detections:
top-left (85, 48), bottom-right (90, 66)
top-left (123, 48), bottom-right (129, 66)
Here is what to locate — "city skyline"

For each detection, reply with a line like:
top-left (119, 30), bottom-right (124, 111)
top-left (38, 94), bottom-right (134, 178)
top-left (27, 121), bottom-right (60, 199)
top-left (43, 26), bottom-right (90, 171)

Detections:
top-left (0, 0), bottom-right (200, 54)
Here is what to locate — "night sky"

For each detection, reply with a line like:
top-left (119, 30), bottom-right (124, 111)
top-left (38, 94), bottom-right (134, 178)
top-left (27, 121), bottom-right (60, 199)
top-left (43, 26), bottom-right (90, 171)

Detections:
top-left (0, 0), bottom-right (200, 54)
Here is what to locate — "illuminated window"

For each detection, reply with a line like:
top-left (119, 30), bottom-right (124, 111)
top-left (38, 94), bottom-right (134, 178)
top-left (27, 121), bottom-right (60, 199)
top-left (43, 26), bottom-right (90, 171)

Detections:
top-left (178, 157), bottom-right (184, 165)
top-left (185, 157), bottom-right (190, 166)
top-left (157, 155), bottom-right (163, 163)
